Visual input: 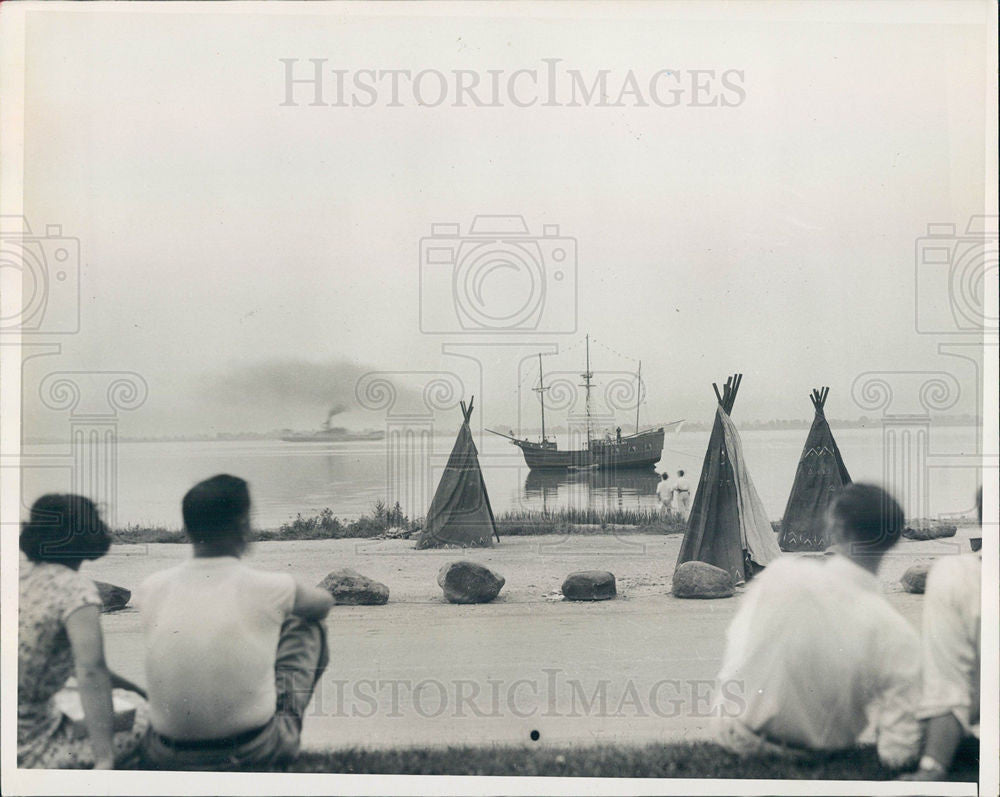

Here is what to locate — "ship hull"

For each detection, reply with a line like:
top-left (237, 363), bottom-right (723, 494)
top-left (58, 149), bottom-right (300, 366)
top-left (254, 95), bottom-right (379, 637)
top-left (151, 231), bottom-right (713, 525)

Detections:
top-left (513, 428), bottom-right (665, 470)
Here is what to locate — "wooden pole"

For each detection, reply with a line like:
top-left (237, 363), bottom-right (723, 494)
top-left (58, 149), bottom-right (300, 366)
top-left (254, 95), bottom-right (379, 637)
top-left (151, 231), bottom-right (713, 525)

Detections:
top-left (635, 360), bottom-right (642, 434)
top-left (533, 353), bottom-right (548, 443)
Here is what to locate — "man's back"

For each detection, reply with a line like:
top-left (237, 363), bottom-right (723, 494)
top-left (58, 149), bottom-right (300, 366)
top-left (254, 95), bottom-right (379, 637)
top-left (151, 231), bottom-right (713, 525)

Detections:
top-left (137, 557), bottom-right (296, 740)
top-left (919, 553), bottom-right (981, 736)
top-left (715, 555), bottom-right (921, 766)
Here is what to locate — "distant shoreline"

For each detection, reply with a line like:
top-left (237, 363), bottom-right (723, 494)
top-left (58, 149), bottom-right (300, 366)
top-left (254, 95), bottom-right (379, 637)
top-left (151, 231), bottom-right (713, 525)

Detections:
top-left (24, 417), bottom-right (981, 445)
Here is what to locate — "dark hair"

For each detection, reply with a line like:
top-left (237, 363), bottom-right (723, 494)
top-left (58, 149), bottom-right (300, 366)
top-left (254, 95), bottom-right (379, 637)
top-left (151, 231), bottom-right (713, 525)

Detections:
top-left (677, 470), bottom-right (685, 477)
top-left (20, 494), bottom-right (112, 564)
top-left (661, 473), bottom-right (669, 480)
top-left (182, 474), bottom-right (250, 543)
top-left (829, 483), bottom-right (905, 554)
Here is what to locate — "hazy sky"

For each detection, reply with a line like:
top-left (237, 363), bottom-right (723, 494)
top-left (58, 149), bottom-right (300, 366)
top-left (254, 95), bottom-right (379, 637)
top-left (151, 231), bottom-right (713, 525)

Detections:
top-left (18, 3), bottom-right (991, 438)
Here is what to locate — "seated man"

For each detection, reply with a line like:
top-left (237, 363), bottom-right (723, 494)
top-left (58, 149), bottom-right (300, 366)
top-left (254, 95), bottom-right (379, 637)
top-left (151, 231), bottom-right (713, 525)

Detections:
top-left (712, 483), bottom-right (921, 770)
top-left (902, 487), bottom-right (982, 781)
top-left (138, 474), bottom-right (333, 770)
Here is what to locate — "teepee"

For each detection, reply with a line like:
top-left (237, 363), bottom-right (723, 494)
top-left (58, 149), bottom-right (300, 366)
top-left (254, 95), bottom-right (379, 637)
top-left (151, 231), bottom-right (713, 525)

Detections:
top-left (675, 374), bottom-right (781, 584)
top-left (778, 387), bottom-right (851, 551)
top-left (415, 398), bottom-right (500, 549)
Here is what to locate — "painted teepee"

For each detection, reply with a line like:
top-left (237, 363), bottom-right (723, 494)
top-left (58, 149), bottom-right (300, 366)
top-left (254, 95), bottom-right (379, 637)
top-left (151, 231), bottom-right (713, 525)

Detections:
top-left (778, 387), bottom-right (851, 551)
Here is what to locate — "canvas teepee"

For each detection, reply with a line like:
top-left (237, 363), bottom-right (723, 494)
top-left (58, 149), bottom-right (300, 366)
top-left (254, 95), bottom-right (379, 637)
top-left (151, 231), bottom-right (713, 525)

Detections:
top-left (675, 374), bottom-right (781, 584)
top-left (415, 398), bottom-right (500, 550)
top-left (778, 387), bottom-right (851, 551)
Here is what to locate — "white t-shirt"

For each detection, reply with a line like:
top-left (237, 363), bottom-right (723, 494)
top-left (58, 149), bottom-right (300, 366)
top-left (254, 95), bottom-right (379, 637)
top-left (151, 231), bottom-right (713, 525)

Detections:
top-left (917, 553), bottom-right (981, 736)
top-left (137, 556), bottom-right (296, 740)
top-left (713, 555), bottom-right (921, 768)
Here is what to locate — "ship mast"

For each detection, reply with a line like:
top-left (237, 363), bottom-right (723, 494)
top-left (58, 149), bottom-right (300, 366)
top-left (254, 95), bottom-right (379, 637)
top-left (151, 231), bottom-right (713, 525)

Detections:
top-left (580, 333), bottom-right (594, 447)
top-left (533, 353), bottom-right (549, 442)
top-left (635, 360), bottom-right (642, 435)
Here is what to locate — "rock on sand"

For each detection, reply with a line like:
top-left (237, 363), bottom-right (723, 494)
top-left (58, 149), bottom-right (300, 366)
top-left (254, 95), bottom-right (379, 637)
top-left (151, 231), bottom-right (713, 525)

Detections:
top-left (94, 581), bottom-right (131, 612)
top-left (562, 571), bottom-right (617, 601)
top-left (318, 568), bottom-right (390, 605)
top-left (437, 561), bottom-right (505, 604)
top-left (901, 562), bottom-right (932, 594)
top-left (902, 524), bottom-right (957, 541)
top-left (671, 561), bottom-right (734, 599)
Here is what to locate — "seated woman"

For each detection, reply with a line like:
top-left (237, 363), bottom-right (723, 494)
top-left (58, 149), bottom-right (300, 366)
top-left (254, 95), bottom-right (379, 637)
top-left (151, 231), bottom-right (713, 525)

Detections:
top-left (18, 494), bottom-right (150, 769)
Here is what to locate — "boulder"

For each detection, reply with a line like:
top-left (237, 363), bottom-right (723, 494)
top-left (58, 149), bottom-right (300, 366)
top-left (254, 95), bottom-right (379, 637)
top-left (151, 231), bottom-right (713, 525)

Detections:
top-left (970, 537), bottom-right (982, 552)
top-left (562, 570), bottom-right (617, 601)
top-left (437, 561), bottom-right (504, 604)
top-left (317, 568), bottom-right (389, 605)
top-left (94, 581), bottom-right (131, 612)
top-left (901, 562), bottom-right (932, 594)
top-left (902, 524), bottom-right (957, 541)
top-left (671, 561), bottom-right (734, 599)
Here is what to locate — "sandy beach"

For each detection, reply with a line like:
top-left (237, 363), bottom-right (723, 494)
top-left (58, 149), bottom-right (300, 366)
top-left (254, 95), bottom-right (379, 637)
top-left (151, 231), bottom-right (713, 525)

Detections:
top-left (81, 530), bottom-right (974, 752)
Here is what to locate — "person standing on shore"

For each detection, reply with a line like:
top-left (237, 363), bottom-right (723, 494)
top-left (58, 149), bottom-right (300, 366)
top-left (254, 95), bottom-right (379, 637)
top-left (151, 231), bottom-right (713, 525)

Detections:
top-left (671, 470), bottom-right (692, 520)
top-left (656, 472), bottom-right (673, 514)
top-left (138, 474), bottom-right (334, 770)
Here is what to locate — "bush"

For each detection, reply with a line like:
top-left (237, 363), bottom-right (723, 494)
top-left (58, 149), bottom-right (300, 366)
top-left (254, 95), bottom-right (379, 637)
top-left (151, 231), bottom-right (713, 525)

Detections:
top-left (496, 508), bottom-right (687, 536)
top-left (112, 504), bottom-right (686, 544)
top-left (112, 525), bottom-right (186, 544)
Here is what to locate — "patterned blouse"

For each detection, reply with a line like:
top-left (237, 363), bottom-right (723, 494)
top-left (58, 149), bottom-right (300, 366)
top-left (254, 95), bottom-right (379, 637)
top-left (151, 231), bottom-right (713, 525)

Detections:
top-left (18, 554), bottom-right (103, 755)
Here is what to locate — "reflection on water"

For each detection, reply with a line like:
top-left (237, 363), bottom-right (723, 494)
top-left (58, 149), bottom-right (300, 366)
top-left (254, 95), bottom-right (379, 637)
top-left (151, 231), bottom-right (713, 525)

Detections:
top-left (522, 468), bottom-right (660, 514)
top-left (21, 426), bottom-right (981, 527)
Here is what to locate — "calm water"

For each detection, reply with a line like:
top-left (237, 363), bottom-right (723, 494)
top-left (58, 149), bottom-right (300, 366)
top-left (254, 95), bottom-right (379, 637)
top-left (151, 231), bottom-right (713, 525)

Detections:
top-left (21, 426), bottom-right (981, 528)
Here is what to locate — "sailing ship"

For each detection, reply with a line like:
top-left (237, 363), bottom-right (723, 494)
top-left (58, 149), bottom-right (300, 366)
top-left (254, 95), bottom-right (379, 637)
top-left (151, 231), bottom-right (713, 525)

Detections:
top-left (488, 335), bottom-right (676, 470)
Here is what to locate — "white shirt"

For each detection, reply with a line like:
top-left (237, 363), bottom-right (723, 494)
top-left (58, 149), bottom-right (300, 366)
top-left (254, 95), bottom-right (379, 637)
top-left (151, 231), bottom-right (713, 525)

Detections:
top-left (656, 480), bottom-right (672, 503)
top-left (713, 555), bottom-right (921, 768)
top-left (672, 476), bottom-right (691, 498)
top-left (137, 556), bottom-right (296, 740)
top-left (917, 554), bottom-right (981, 736)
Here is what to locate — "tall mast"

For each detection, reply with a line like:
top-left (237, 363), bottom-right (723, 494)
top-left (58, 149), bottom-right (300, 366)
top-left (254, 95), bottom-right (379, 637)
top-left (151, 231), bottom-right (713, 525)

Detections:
top-left (533, 352), bottom-right (549, 442)
top-left (635, 360), bottom-right (642, 435)
top-left (580, 333), bottom-right (593, 446)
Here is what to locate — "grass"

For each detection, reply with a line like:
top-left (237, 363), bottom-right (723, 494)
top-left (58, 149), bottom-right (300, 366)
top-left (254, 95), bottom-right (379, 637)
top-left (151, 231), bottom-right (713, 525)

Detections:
top-left (111, 505), bottom-right (687, 544)
top-left (496, 507), bottom-right (687, 536)
top-left (231, 741), bottom-right (977, 780)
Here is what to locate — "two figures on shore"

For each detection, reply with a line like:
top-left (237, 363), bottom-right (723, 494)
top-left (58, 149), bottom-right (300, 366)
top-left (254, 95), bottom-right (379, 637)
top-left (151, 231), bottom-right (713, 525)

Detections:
top-left (657, 470), bottom-right (691, 520)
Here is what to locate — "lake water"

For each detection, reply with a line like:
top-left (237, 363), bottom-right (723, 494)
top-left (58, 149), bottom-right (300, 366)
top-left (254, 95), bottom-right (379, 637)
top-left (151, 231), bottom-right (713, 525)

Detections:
top-left (21, 425), bottom-right (981, 528)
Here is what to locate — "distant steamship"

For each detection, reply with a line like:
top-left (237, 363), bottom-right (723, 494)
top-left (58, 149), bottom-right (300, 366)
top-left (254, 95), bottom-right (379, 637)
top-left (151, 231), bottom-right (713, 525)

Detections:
top-left (280, 406), bottom-right (384, 443)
